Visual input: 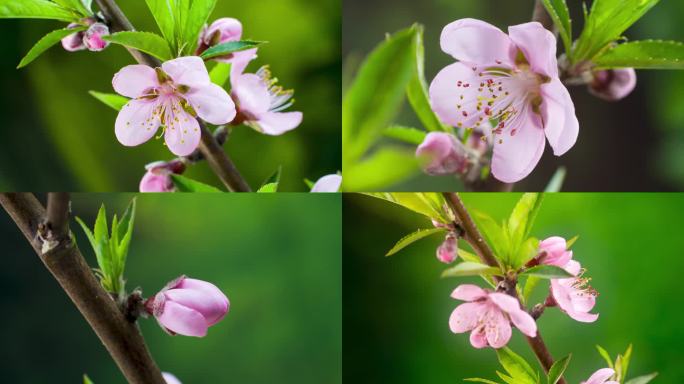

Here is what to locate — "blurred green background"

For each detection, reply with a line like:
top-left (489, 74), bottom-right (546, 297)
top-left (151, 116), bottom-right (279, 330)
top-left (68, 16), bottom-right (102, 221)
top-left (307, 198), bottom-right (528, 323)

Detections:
top-left (343, 0), bottom-right (684, 191)
top-left (344, 193), bottom-right (684, 382)
top-left (0, 193), bottom-right (341, 383)
top-left (0, 0), bottom-right (340, 191)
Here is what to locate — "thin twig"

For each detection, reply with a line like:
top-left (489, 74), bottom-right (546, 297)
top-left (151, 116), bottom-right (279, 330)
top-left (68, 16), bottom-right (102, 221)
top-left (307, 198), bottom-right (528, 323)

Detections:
top-left (0, 193), bottom-right (165, 384)
top-left (95, 0), bottom-right (251, 192)
top-left (443, 192), bottom-right (566, 384)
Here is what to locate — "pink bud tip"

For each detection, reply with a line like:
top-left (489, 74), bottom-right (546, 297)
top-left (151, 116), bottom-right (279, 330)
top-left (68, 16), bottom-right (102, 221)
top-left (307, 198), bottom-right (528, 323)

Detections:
top-left (416, 132), bottom-right (469, 176)
top-left (84, 23), bottom-right (110, 52)
top-left (436, 233), bottom-right (458, 264)
top-left (139, 160), bottom-right (185, 193)
top-left (61, 23), bottom-right (87, 52)
top-left (589, 68), bottom-right (636, 101)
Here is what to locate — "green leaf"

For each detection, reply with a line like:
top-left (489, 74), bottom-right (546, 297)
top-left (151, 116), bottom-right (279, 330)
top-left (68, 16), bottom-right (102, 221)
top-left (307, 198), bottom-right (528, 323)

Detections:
top-left (542, 0), bottom-right (572, 55)
top-left (343, 25), bottom-right (418, 162)
top-left (594, 40), bottom-right (684, 69)
top-left (200, 40), bottom-right (263, 60)
top-left (145, 0), bottom-right (176, 50)
top-left (83, 374), bottom-right (94, 384)
top-left (115, 199), bottom-right (136, 279)
top-left (386, 227), bottom-right (446, 256)
top-left (0, 0), bottom-right (78, 21)
top-left (512, 237), bottom-right (540, 268)
top-left (442, 261), bottom-right (502, 278)
top-left (496, 347), bottom-right (539, 384)
top-left (383, 125), bottom-right (427, 145)
top-left (521, 265), bottom-right (574, 279)
top-left (89, 91), bottom-right (128, 111)
top-left (209, 62), bottom-right (231, 87)
top-left (457, 248), bottom-right (481, 263)
top-left (52, 0), bottom-right (89, 15)
top-left (406, 24), bottom-right (447, 132)
top-left (544, 167), bottom-right (566, 192)
top-left (182, 0), bottom-right (217, 54)
top-left (625, 373), bottom-right (658, 384)
top-left (464, 379), bottom-right (501, 384)
top-left (344, 147), bottom-right (419, 190)
top-left (473, 211), bottom-right (508, 264)
top-left (547, 355), bottom-right (571, 384)
top-left (566, 235), bottom-right (579, 248)
top-left (93, 205), bottom-right (108, 245)
top-left (17, 26), bottom-right (86, 68)
top-left (104, 31), bottom-right (173, 61)
top-left (508, 193), bottom-right (543, 246)
top-left (257, 166), bottom-right (282, 193)
top-left (170, 174), bottom-right (222, 192)
top-left (616, 344), bottom-right (633, 382)
top-left (596, 345), bottom-right (614, 369)
top-left (522, 275), bottom-right (541, 303)
top-left (363, 192), bottom-right (449, 221)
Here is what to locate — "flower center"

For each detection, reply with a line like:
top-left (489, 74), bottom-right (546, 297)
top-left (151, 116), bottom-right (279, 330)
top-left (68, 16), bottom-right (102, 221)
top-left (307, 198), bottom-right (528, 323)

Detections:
top-left (257, 66), bottom-right (295, 112)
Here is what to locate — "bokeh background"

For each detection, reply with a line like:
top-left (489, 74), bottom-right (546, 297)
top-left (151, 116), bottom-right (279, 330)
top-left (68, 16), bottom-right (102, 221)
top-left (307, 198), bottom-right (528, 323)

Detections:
top-left (0, 193), bottom-right (341, 383)
top-left (344, 193), bottom-right (684, 382)
top-left (0, 0), bottom-right (340, 191)
top-left (343, 0), bottom-right (684, 191)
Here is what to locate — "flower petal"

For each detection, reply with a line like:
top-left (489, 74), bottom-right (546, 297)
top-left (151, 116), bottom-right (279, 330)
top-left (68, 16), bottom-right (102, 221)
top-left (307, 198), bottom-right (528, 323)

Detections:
top-left (185, 83), bottom-right (236, 125)
top-left (164, 109), bottom-right (201, 156)
top-left (162, 56), bottom-right (210, 87)
top-left (156, 300), bottom-right (208, 337)
top-left (233, 73), bottom-right (271, 116)
top-left (449, 302), bottom-right (486, 333)
top-left (541, 78), bottom-right (579, 156)
top-left (584, 368), bottom-right (615, 384)
top-left (451, 284), bottom-right (488, 301)
top-left (490, 293), bottom-right (537, 337)
top-left (112, 65), bottom-right (158, 98)
top-left (251, 111), bottom-right (303, 135)
top-left (469, 328), bottom-right (488, 349)
top-left (139, 171), bottom-right (173, 193)
top-left (229, 48), bottom-right (258, 78)
top-left (115, 99), bottom-right (161, 147)
top-left (486, 309), bottom-right (512, 349)
top-left (165, 288), bottom-right (228, 326)
top-left (491, 107), bottom-right (545, 183)
top-left (311, 174), bottom-right (342, 192)
top-left (508, 22), bottom-right (558, 78)
top-left (429, 62), bottom-right (490, 129)
top-left (440, 18), bottom-right (515, 66)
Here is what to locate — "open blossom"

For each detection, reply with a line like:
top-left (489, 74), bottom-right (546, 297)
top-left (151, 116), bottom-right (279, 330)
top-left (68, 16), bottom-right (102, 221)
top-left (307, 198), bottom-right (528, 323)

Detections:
top-left (113, 56), bottom-right (236, 156)
top-left (589, 68), bottom-right (637, 101)
top-left (416, 132), bottom-right (470, 175)
top-left (61, 20), bottom-right (110, 52)
top-left (537, 236), bottom-right (572, 266)
top-left (163, 372), bottom-right (182, 384)
top-left (582, 368), bottom-right (618, 384)
top-left (449, 284), bottom-right (536, 349)
top-left (550, 259), bottom-right (599, 323)
top-left (430, 19), bottom-right (579, 183)
top-left (146, 276), bottom-right (230, 337)
top-left (139, 160), bottom-right (186, 193)
top-left (311, 174), bottom-right (342, 192)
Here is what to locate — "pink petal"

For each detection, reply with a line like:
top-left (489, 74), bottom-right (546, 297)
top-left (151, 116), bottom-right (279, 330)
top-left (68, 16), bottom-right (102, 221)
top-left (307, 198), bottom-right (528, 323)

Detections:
top-left (311, 174), bottom-right (342, 192)
top-left (115, 99), bottom-right (161, 147)
top-left (486, 309), bottom-right (512, 349)
top-left (449, 302), bottom-right (486, 333)
top-left (490, 293), bottom-right (537, 337)
top-left (541, 78), bottom-right (579, 156)
top-left (179, 279), bottom-right (230, 323)
top-left (156, 300), bottom-right (208, 337)
top-left (165, 288), bottom-right (228, 326)
top-left (162, 372), bottom-right (182, 384)
top-left (567, 308), bottom-right (599, 323)
top-left (139, 171), bottom-right (173, 193)
top-left (584, 368), bottom-right (615, 384)
top-left (164, 109), bottom-right (201, 156)
top-left (205, 17), bottom-right (242, 45)
top-left (229, 49), bottom-right (258, 78)
top-left (469, 328), bottom-right (488, 349)
top-left (564, 260), bottom-right (581, 276)
top-left (232, 73), bottom-right (271, 115)
top-left (440, 18), bottom-right (515, 66)
top-left (508, 22), bottom-right (558, 78)
top-left (429, 62), bottom-right (490, 129)
top-left (491, 108), bottom-right (545, 183)
top-left (162, 56), bottom-right (210, 87)
top-left (112, 65), bottom-right (158, 98)
top-left (252, 111), bottom-right (303, 135)
top-left (185, 83), bottom-right (236, 125)
top-left (451, 284), bottom-right (487, 301)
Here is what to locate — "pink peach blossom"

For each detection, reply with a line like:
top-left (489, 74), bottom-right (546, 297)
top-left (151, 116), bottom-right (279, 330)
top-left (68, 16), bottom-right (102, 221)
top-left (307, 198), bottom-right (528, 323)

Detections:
top-left (311, 174), bottom-right (342, 192)
top-left (416, 132), bottom-right (469, 175)
top-left (582, 368), bottom-right (618, 384)
top-left (550, 260), bottom-right (599, 323)
top-left (449, 284), bottom-right (536, 349)
top-left (589, 68), bottom-right (636, 101)
top-left (430, 19), bottom-right (579, 183)
top-left (113, 56), bottom-right (235, 156)
top-left (139, 160), bottom-right (185, 193)
top-left (538, 236), bottom-right (572, 267)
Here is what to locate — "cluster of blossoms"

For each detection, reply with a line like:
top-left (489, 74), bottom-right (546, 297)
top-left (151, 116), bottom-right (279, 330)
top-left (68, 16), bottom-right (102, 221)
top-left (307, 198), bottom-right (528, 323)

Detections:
top-left (417, 19), bottom-right (637, 184)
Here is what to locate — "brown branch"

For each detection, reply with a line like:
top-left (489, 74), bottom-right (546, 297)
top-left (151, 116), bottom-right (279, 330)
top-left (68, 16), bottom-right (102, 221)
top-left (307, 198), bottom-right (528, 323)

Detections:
top-left (46, 192), bottom-right (70, 241)
top-left (442, 192), bottom-right (566, 384)
top-left (95, 0), bottom-right (252, 192)
top-left (0, 193), bottom-right (165, 384)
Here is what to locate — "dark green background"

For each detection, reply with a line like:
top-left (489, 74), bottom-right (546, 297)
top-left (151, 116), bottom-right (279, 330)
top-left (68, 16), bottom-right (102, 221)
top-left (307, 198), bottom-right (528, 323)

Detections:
top-left (344, 193), bottom-right (684, 382)
top-left (0, 0), bottom-right (340, 191)
top-left (0, 193), bottom-right (341, 383)
top-left (343, 0), bottom-right (684, 191)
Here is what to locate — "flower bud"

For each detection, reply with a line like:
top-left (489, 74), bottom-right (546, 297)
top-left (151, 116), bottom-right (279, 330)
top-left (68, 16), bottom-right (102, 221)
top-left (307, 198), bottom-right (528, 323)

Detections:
top-left (589, 68), bottom-right (636, 101)
top-left (139, 160), bottom-right (186, 193)
top-left (201, 18), bottom-right (242, 47)
top-left (311, 174), bottom-right (342, 192)
top-left (436, 232), bottom-right (458, 264)
top-left (61, 23), bottom-right (87, 52)
top-left (83, 22), bottom-right (110, 52)
top-left (146, 276), bottom-right (230, 337)
top-left (416, 132), bottom-right (469, 175)
top-left (538, 236), bottom-right (572, 267)
top-left (163, 372), bottom-right (182, 384)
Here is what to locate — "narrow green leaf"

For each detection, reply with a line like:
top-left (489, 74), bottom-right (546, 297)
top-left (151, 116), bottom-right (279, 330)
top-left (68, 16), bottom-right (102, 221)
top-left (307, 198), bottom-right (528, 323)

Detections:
top-left (116, 199), bottom-right (136, 273)
top-left (182, 0), bottom-right (217, 54)
top-left (508, 193), bottom-right (543, 245)
top-left (104, 31), bottom-right (173, 61)
top-left (52, 0), bottom-right (89, 15)
top-left (594, 40), bottom-right (684, 69)
top-left (17, 27), bottom-right (86, 69)
top-left (620, 344), bottom-right (633, 381)
top-left (93, 204), bottom-right (108, 243)
top-left (625, 373), bottom-right (658, 384)
top-left (512, 237), bottom-right (540, 269)
top-left (473, 211), bottom-right (507, 264)
top-left (209, 62), bottom-right (231, 87)
top-left (521, 265), bottom-right (574, 279)
top-left (566, 235), bottom-right (579, 248)
top-left (170, 174), bottom-right (222, 192)
top-left (464, 378), bottom-right (501, 384)
top-left (81, 0), bottom-right (92, 13)
top-left (83, 374), bottom-right (94, 384)
top-left (74, 216), bottom-right (97, 255)
top-left (442, 261), bottom-right (502, 278)
top-left (344, 147), bottom-right (419, 191)
top-left (257, 166), bottom-right (282, 193)
top-left (386, 227), bottom-right (446, 256)
top-left (522, 275), bottom-right (541, 303)
top-left (0, 0), bottom-right (79, 21)
top-left (544, 167), bottom-right (566, 192)
top-left (547, 355), bottom-right (571, 384)
top-left (596, 345), bottom-right (614, 369)
top-left (145, 0), bottom-right (176, 50)
top-left (542, 0), bottom-right (572, 55)
top-left (200, 40), bottom-right (263, 60)
top-left (383, 125), bottom-right (427, 145)
top-left (89, 91), bottom-right (128, 111)
top-left (362, 192), bottom-right (447, 221)
top-left (457, 248), bottom-right (481, 263)
top-left (496, 347), bottom-right (539, 384)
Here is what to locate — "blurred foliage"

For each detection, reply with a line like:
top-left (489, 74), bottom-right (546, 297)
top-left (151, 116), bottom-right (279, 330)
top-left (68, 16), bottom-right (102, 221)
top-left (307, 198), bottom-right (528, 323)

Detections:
top-left (0, 193), bottom-right (341, 383)
top-left (342, 0), bottom-right (684, 191)
top-left (0, 0), bottom-right (340, 191)
top-left (344, 193), bottom-right (684, 382)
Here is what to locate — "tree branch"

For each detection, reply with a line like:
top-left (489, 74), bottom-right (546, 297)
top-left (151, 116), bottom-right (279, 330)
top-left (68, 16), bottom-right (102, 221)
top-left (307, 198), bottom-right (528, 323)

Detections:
top-left (95, 0), bottom-right (252, 192)
top-left (46, 192), bottom-right (70, 241)
top-left (442, 192), bottom-right (566, 384)
top-left (0, 193), bottom-right (165, 384)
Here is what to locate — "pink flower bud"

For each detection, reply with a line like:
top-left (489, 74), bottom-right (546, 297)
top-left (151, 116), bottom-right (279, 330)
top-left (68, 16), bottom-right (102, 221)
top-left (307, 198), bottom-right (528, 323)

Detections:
top-left (139, 160), bottom-right (186, 193)
top-left (163, 372), bottom-right (182, 384)
top-left (61, 23), bottom-right (87, 52)
top-left (436, 232), bottom-right (458, 264)
top-left (589, 68), bottom-right (636, 101)
top-left (146, 276), bottom-right (230, 337)
top-left (416, 132), bottom-right (469, 175)
top-left (538, 236), bottom-right (572, 267)
top-left (311, 174), bottom-right (342, 192)
top-left (201, 18), bottom-right (243, 46)
top-left (83, 22), bottom-right (110, 52)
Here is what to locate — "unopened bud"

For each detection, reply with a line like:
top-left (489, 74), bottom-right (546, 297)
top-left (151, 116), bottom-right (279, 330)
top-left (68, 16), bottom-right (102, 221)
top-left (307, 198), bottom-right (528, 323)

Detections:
top-left (416, 132), bottom-right (469, 175)
top-left (83, 22), bottom-right (110, 52)
top-left (436, 232), bottom-right (458, 264)
top-left (589, 68), bottom-right (636, 101)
